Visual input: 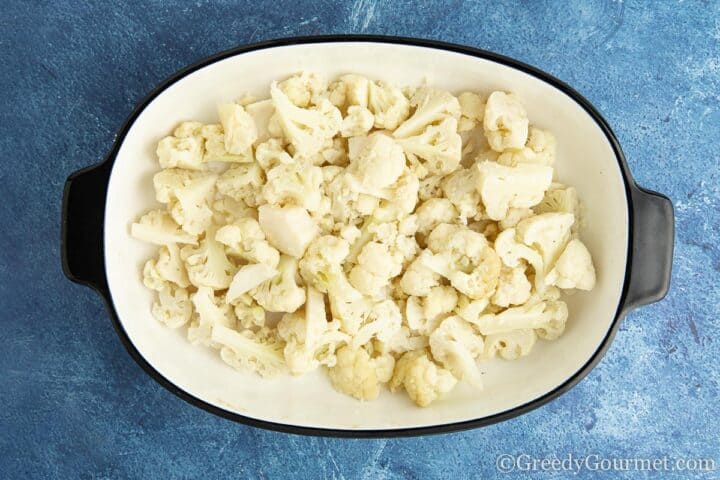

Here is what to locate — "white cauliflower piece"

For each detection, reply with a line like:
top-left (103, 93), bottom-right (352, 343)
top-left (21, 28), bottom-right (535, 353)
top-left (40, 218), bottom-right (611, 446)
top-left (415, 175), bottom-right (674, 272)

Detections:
top-left (277, 287), bottom-right (350, 374)
top-left (153, 168), bottom-right (218, 235)
top-left (299, 235), bottom-right (350, 292)
top-left (455, 295), bottom-right (489, 324)
top-left (415, 198), bottom-right (458, 237)
top-left (423, 285), bottom-right (459, 325)
top-left (131, 210), bottom-right (197, 246)
top-left (341, 106), bottom-right (374, 137)
top-left (399, 250), bottom-right (441, 297)
top-left (493, 228), bottom-right (545, 292)
top-left (216, 163), bottom-right (265, 207)
top-left (515, 212), bottom-right (575, 269)
top-left (156, 132), bottom-right (204, 170)
top-left (211, 323), bottom-right (285, 378)
top-left (277, 71), bottom-right (327, 107)
top-left (373, 325), bottom-right (428, 356)
top-left (217, 103), bottom-right (258, 155)
top-left (475, 161), bottom-right (553, 221)
top-left (420, 224), bottom-right (502, 300)
top-left (327, 345), bottom-right (391, 401)
top-left (483, 329), bottom-right (537, 360)
top-left (367, 80), bottom-right (411, 130)
top-left (328, 74), bottom-right (371, 109)
top-left (348, 241), bottom-right (404, 298)
top-left (143, 243), bottom-right (190, 289)
top-left (473, 299), bottom-right (568, 340)
top-left (457, 92), bottom-right (485, 132)
top-left (393, 87), bottom-right (461, 138)
top-left (396, 117), bottom-right (462, 175)
top-left (389, 350), bottom-right (457, 407)
top-left (200, 124), bottom-right (252, 163)
top-left (188, 286), bottom-right (236, 346)
top-left (499, 207), bottom-right (534, 230)
top-left (441, 167), bottom-right (481, 221)
top-left (270, 81), bottom-right (341, 158)
top-left (180, 225), bottom-right (236, 290)
top-left (151, 283), bottom-right (192, 328)
top-left (346, 132), bottom-right (406, 194)
top-left (244, 98), bottom-right (274, 144)
top-left (232, 293), bottom-right (266, 329)
top-left (535, 183), bottom-right (579, 218)
top-left (372, 171), bottom-right (420, 222)
top-left (226, 263), bottom-right (278, 304)
top-left (258, 204), bottom-right (318, 258)
top-left (483, 91), bottom-right (529, 151)
top-left (351, 299), bottom-right (403, 348)
top-left (429, 315), bottom-right (484, 385)
top-left (215, 217), bottom-right (280, 268)
top-left (492, 266), bottom-right (532, 307)
top-left (262, 159), bottom-right (323, 212)
top-left (251, 256), bottom-right (306, 313)
top-left (212, 197), bottom-right (257, 225)
top-left (254, 138), bottom-right (293, 171)
top-left (497, 127), bottom-right (556, 166)
top-left (545, 239), bottom-right (596, 290)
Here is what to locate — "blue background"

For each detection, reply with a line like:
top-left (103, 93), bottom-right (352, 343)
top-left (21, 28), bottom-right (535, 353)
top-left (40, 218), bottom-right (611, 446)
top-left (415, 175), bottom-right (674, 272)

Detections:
top-left (1, 1), bottom-right (718, 478)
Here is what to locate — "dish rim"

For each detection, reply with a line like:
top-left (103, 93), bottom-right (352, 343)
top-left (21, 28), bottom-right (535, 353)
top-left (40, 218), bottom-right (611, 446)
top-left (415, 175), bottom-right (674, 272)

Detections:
top-left (62, 34), bottom-right (642, 437)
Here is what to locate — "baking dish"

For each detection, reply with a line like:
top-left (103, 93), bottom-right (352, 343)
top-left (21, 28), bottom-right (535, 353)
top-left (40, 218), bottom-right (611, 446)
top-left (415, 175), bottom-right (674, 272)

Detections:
top-left (61, 35), bottom-right (674, 437)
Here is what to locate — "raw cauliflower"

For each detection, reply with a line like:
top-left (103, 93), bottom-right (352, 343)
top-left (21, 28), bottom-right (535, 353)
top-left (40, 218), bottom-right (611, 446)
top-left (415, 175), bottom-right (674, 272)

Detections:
top-left (132, 72), bottom-right (598, 408)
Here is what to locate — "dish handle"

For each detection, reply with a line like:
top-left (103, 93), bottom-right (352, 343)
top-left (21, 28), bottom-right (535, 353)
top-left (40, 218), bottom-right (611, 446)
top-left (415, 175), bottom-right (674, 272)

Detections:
top-left (61, 161), bottom-right (112, 294)
top-left (622, 184), bottom-right (674, 313)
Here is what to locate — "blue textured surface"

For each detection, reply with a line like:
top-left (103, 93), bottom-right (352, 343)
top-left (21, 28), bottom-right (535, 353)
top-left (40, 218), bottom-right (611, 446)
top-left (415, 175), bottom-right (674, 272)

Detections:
top-left (1, 1), bottom-right (718, 478)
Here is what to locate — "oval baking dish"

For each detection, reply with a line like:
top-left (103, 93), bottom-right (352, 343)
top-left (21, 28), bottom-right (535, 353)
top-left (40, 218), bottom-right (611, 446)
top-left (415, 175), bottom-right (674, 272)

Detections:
top-left (61, 35), bottom-right (674, 437)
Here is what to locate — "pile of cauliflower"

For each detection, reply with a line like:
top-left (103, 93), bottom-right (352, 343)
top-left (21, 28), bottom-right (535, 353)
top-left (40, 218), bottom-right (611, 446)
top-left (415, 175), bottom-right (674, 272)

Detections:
top-left (131, 72), bottom-right (596, 407)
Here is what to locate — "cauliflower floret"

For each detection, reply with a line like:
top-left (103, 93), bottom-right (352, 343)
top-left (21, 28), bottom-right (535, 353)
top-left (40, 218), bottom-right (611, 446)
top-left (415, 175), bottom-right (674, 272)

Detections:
top-left (131, 210), bottom-right (197, 246)
top-left (349, 241), bottom-right (404, 298)
top-left (151, 283), bottom-right (192, 328)
top-left (415, 198), bottom-right (458, 238)
top-left (493, 228), bottom-right (545, 292)
top-left (475, 161), bottom-right (553, 221)
top-left (341, 106), bottom-right (374, 137)
top-left (244, 98), bottom-right (274, 145)
top-left (492, 266), bottom-right (532, 307)
top-left (200, 124), bottom-right (252, 163)
top-left (372, 171), bottom-right (420, 222)
top-left (496, 127), bottom-right (556, 166)
top-left (254, 138), bottom-right (293, 171)
top-left (535, 183), bottom-right (579, 219)
top-left (156, 132), bottom-right (204, 170)
top-left (188, 286), bottom-right (236, 346)
top-left (499, 207), bottom-right (534, 230)
top-left (457, 92), bottom-right (485, 132)
top-left (545, 239), bottom-right (596, 290)
top-left (216, 163), bottom-right (265, 207)
top-left (226, 263), bottom-right (278, 304)
top-left (367, 80), bottom-right (411, 130)
top-left (393, 87), bottom-right (461, 138)
top-left (473, 299), bottom-right (568, 340)
top-left (399, 250), bottom-right (441, 297)
top-left (217, 103), bottom-right (258, 155)
top-left (143, 243), bottom-right (190, 290)
top-left (212, 197), bottom-right (257, 225)
top-left (262, 158), bottom-right (323, 212)
top-left (277, 72), bottom-right (327, 107)
top-left (351, 299), bottom-right (403, 348)
top-left (373, 325), bottom-right (428, 356)
top-left (153, 168), bottom-right (218, 235)
top-left (515, 212), bottom-right (575, 269)
top-left (180, 225), bottom-right (236, 290)
top-left (327, 345), bottom-right (390, 401)
top-left (346, 132), bottom-right (406, 194)
top-left (251, 256), bottom-right (306, 313)
top-left (483, 91), bottom-right (529, 151)
top-left (389, 350), bottom-right (457, 407)
top-left (441, 167), bottom-right (481, 221)
top-left (299, 235), bottom-right (350, 292)
top-left (483, 329), bottom-right (537, 360)
top-left (455, 294), bottom-right (489, 324)
top-left (328, 74), bottom-right (371, 109)
top-left (429, 315), bottom-right (484, 385)
top-left (277, 287), bottom-right (350, 374)
top-left (211, 323), bottom-right (285, 378)
top-left (396, 117), bottom-right (462, 175)
top-left (423, 285), bottom-right (458, 325)
top-left (418, 174), bottom-right (444, 201)
top-left (421, 224), bottom-right (502, 300)
top-left (215, 217), bottom-right (280, 268)
top-left (270, 81), bottom-right (341, 158)
top-left (232, 293), bottom-right (266, 329)
top-left (258, 204), bottom-right (319, 258)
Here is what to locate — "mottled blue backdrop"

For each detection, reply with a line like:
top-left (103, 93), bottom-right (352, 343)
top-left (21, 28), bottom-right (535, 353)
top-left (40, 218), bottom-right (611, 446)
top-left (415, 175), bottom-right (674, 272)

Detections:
top-left (1, 1), bottom-right (718, 479)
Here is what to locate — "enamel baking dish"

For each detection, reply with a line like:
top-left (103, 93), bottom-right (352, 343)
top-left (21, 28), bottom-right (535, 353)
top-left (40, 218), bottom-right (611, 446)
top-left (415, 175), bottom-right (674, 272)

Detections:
top-left (61, 36), bottom-right (674, 437)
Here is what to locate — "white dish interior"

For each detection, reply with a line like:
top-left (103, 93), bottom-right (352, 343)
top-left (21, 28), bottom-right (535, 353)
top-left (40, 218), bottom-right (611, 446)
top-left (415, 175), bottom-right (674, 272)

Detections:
top-left (104, 42), bottom-right (629, 431)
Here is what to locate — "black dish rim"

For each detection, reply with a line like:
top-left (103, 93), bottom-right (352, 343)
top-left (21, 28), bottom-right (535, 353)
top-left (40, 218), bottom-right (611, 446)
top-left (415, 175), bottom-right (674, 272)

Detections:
top-left (63, 34), bottom-right (640, 438)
